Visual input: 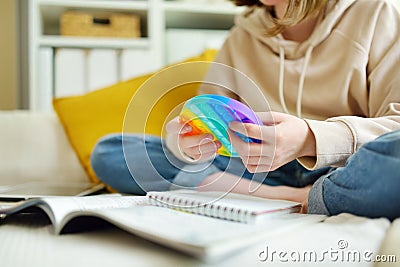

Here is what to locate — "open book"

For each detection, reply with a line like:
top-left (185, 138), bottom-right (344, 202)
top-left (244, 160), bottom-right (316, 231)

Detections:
top-left (0, 191), bottom-right (324, 261)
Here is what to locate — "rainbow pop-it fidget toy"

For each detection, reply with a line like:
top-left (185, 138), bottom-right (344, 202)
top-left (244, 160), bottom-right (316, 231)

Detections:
top-left (179, 94), bottom-right (263, 157)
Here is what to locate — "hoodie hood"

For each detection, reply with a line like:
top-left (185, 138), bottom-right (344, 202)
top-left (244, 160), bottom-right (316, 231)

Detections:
top-left (235, 0), bottom-right (357, 59)
top-left (234, 0), bottom-right (357, 117)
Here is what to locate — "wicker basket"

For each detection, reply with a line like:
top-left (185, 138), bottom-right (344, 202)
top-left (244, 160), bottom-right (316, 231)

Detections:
top-left (60, 11), bottom-right (141, 38)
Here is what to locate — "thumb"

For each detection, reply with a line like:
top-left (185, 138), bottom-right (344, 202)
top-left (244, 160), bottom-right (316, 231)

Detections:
top-left (256, 111), bottom-right (285, 126)
top-left (166, 116), bottom-right (192, 135)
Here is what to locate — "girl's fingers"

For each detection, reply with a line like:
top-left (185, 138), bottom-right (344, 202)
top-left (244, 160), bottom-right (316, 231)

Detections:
top-left (228, 130), bottom-right (274, 156)
top-left (256, 111), bottom-right (283, 126)
top-left (179, 134), bottom-right (214, 149)
top-left (229, 121), bottom-right (275, 141)
top-left (227, 129), bottom-right (247, 155)
top-left (184, 140), bottom-right (221, 156)
top-left (166, 117), bottom-right (192, 134)
top-left (193, 151), bottom-right (219, 161)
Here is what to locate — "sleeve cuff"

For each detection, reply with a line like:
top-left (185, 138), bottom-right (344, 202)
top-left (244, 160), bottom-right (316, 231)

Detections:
top-left (297, 119), bottom-right (355, 170)
top-left (308, 176), bottom-right (330, 215)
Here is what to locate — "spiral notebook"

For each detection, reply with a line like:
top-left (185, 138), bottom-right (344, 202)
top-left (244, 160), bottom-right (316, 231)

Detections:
top-left (147, 190), bottom-right (302, 224)
top-left (0, 193), bottom-right (323, 262)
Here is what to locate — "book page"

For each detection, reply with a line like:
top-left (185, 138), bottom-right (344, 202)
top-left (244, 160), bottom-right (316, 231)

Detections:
top-left (37, 195), bottom-right (147, 233)
top-left (84, 206), bottom-right (325, 261)
top-left (0, 201), bottom-right (24, 210)
top-left (86, 205), bottom-right (261, 260)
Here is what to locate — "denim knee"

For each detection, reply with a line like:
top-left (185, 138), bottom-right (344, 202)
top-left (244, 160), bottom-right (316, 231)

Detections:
top-left (363, 129), bottom-right (400, 157)
top-left (310, 130), bottom-right (400, 220)
top-left (91, 134), bottom-right (184, 194)
top-left (91, 134), bottom-right (146, 194)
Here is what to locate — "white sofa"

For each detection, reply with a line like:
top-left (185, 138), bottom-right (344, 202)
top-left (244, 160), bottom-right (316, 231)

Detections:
top-left (0, 110), bottom-right (87, 184)
top-left (0, 110), bottom-right (399, 267)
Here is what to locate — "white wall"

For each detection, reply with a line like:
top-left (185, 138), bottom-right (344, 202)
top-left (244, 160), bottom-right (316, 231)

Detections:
top-left (0, 0), bottom-right (18, 110)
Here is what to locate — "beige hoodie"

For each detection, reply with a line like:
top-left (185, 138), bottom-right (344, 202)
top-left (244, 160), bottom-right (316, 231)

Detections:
top-left (192, 0), bottom-right (400, 170)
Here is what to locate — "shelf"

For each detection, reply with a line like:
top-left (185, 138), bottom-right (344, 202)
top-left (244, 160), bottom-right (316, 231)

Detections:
top-left (37, 0), bottom-right (149, 11)
top-left (39, 1), bottom-right (149, 36)
top-left (163, 1), bottom-right (244, 29)
top-left (163, 1), bottom-right (243, 15)
top-left (39, 36), bottom-right (150, 49)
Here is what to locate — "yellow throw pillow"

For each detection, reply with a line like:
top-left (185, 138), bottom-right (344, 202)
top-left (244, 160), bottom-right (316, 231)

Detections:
top-left (53, 49), bottom-right (218, 183)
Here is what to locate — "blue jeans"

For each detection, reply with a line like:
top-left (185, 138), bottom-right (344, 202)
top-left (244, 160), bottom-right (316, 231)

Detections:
top-left (91, 130), bottom-right (400, 220)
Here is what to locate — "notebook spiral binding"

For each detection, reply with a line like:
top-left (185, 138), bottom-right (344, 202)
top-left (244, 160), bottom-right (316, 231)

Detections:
top-left (147, 193), bottom-right (254, 224)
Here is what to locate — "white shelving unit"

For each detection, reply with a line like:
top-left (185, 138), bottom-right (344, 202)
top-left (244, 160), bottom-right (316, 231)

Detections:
top-left (39, 36), bottom-right (151, 49)
top-left (21, 0), bottom-right (244, 111)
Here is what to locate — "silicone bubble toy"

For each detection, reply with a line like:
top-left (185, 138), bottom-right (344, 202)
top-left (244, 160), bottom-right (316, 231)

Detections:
top-left (179, 94), bottom-right (263, 157)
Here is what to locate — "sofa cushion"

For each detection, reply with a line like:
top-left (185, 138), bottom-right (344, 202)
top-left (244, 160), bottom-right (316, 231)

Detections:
top-left (0, 111), bottom-right (88, 183)
top-left (53, 49), bottom-right (218, 183)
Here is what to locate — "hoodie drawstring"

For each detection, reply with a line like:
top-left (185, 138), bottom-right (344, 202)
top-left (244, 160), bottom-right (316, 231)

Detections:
top-left (278, 45), bottom-right (314, 118)
top-left (278, 46), bottom-right (289, 114)
top-left (297, 45), bottom-right (314, 118)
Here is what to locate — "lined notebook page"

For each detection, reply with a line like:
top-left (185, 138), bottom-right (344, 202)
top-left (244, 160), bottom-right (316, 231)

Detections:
top-left (147, 190), bottom-right (301, 224)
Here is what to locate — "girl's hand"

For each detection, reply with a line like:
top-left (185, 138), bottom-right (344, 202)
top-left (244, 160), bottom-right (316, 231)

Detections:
top-left (228, 111), bottom-right (316, 173)
top-left (166, 117), bottom-right (221, 162)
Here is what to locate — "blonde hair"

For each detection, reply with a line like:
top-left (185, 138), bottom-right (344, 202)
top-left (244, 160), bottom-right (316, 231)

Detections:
top-left (231, 0), bottom-right (330, 35)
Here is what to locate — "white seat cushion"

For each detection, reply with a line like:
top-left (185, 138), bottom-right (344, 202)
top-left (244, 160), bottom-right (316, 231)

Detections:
top-left (0, 110), bottom-right (88, 183)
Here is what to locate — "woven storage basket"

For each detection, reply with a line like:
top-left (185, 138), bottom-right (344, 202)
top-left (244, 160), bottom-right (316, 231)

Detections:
top-left (60, 11), bottom-right (141, 38)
